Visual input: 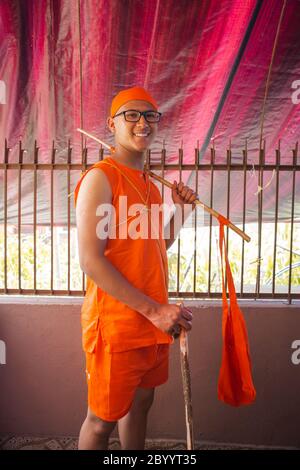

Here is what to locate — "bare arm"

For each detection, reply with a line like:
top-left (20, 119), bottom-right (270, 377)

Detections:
top-left (76, 169), bottom-right (192, 333)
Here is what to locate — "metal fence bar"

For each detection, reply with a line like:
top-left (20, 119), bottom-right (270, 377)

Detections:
top-left (33, 141), bottom-right (38, 294)
top-left (3, 140), bottom-right (9, 293)
top-left (240, 139), bottom-right (247, 297)
top-left (193, 143), bottom-right (199, 297)
top-left (208, 142), bottom-right (215, 295)
top-left (67, 140), bottom-right (72, 294)
top-left (17, 141), bottom-right (23, 293)
top-left (226, 140), bottom-right (231, 252)
top-left (272, 141), bottom-right (280, 298)
top-left (224, 140), bottom-right (231, 292)
top-left (255, 140), bottom-right (265, 298)
top-left (50, 141), bottom-right (55, 293)
top-left (161, 141), bottom-right (166, 203)
top-left (288, 142), bottom-right (298, 304)
top-left (1, 162), bottom-right (300, 171)
top-left (176, 144), bottom-right (183, 295)
top-left (81, 140), bottom-right (88, 296)
top-left (0, 288), bottom-right (298, 300)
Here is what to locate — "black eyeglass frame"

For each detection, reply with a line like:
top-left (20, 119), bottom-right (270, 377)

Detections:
top-left (112, 109), bottom-right (162, 122)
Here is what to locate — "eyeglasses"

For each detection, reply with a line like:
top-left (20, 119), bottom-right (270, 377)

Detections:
top-left (112, 109), bottom-right (162, 123)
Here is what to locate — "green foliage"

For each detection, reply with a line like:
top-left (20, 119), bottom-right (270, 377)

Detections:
top-left (0, 227), bottom-right (82, 290)
top-left (1, 222), bottom-right (299, 294)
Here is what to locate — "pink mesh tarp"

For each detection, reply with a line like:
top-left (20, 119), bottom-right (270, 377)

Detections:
top-left (0, 0), bottom-right (299, 226)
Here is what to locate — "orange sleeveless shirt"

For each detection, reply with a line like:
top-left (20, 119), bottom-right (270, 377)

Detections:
top-left (74, 156), bottom-right (173, 352)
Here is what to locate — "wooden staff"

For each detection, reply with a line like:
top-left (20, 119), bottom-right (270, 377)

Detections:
top-left (76, 128), bottom-right (251, 243)
top-left (174, 302), bottom-right (194, 450)
top-left (179, 325), bottom-right (194, 450)
top-left (172, 303), bottom-right (194, 451)
top-left (148, 171), bottom-right (250, 243)
top-left (77, 128), bottom-right (112, 149)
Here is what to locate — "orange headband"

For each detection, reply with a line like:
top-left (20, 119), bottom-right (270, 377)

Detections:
top-left (110, 86), bottom-right (158, 117)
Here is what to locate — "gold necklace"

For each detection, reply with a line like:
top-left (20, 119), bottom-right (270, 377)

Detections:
top-left (101, 159), bottom-right (151, 208)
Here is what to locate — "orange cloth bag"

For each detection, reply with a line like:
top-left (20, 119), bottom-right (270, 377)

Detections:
top-left (217, 215), bottom-right (256, 406)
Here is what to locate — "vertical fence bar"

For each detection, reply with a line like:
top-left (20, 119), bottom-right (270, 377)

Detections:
top-left (255, 140), bottom-right (265, 298)
top-left (288, 142), bottom-right (298, 304)
top-left (272, 140), bottom-right (280, 298)
top-left (161, 139), bottom-right (166, 203)
top-left (145, 148), bottom-right (150, 178)
top-left (33, 140), bottom-right (38, 294)
top-left (67, 140), bottom-right (72, 294)
top-left (81, 140), bottom-right (88, 294)
top-left (146, 148), bottom-right (151, 255)
top-left (161, 141), bottom-right (166, 275)
top-left (226, 139), bottom-right (231, 252)
top-left (240, 139), bottom-right (247, 297)
top-left (176, 142), bottom-right (183, 296)
top-left (146, 148), bottom-right (150, 170)
top-left (77, 0), bottom-right (84, 153)
top-left (224, 139), bottom-right (232, 293)
top-left (50, 141), bottom-right (56, 294)
top-left (18, 141), bottom-right (24, 293)
top-left (208, 141), bottom-right (215, 295)
top-left (99, 145), bottom-right (104, 161)
top-left (3, 140), bottom-right (9, 293)
top-left (193, 142), bottom-right (199, 296)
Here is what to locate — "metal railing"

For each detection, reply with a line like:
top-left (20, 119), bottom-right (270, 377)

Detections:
top-left (0, 139), bottom-right (299, 303)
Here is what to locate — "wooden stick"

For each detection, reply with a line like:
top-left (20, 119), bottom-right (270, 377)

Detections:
top-left (77, 128), bottom-right (113, 150)
top-left (148, 170), bottom-right (251, 243)
top-left (75, 128), bottom-right (250, 242)
top-left (177, 301), bottom-right (194, 451)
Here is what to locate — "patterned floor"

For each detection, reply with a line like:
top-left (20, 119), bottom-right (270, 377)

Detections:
top-left (0, 435), bottom-right (259, 450)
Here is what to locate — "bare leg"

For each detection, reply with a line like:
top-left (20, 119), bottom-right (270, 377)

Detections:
top-left (118, 387), bottom-right (155, 450)
top-left (78, 407), bottom-right (117, 450)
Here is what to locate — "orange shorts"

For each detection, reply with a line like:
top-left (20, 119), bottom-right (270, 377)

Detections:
top-left (85, 339), bottom-right (170, 422)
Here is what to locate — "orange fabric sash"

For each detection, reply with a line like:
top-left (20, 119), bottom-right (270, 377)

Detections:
top-left (217, 215), bottom-right (256, 406)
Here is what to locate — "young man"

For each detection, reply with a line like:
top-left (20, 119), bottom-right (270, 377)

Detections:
top-left (75, 86), bottom-right (197, 450)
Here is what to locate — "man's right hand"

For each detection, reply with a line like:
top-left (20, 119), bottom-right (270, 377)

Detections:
top-left (148, 303), bottom-right (193, 335)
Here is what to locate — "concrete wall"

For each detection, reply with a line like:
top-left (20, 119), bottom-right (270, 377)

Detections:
top-left (0, 297), bottom-right (299, 448)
